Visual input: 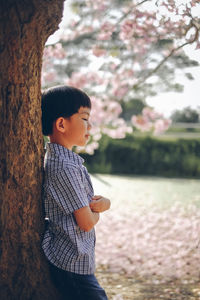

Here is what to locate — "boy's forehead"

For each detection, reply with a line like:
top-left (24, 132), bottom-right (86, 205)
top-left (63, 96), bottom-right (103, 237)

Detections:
top-left (78, 106), bottom-right (91, 114)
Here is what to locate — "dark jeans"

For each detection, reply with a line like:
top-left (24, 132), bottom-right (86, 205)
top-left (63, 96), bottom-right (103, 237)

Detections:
top-left (49, 263), bottom-right (108, 300)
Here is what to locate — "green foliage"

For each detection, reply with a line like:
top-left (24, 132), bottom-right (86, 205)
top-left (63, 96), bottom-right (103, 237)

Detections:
top-left (43, 135), bottom-right (49, 144)
top-left (82, 135), bottom-right (200, 178)
top-left (185, 72), bottom-right (194, 80)
top-left (120, 98), bottom-right (146, 121)
top-left (171, 107), bottom-right (200, 123)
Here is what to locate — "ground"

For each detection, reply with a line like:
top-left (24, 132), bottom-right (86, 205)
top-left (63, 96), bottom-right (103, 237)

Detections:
top-left (96, 267), bottom-right (200, 300)
top-left (91, 174), bottom-right (200, 300)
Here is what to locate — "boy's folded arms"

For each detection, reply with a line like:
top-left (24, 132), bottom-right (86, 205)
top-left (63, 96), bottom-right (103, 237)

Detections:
top-left (89, 195), bottom-right (111, 213)
top-left (74, 206), bottom-right (100, 232)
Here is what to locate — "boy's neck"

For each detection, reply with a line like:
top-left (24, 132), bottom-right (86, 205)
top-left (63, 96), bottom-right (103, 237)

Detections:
top-left (49, 135), bottom-right (73, 151)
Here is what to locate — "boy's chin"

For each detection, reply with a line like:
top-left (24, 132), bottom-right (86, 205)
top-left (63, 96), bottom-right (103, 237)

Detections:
top-left (75, 136), bottom-right (90, 148)
top-left (76, 141), bottom-right (87, 147)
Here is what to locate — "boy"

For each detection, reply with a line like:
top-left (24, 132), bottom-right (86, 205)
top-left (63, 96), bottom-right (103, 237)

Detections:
top-left (41, 85), bottom-right (110, 300)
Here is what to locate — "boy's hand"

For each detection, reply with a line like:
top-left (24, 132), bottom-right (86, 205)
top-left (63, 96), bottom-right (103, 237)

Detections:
top-left (89, 195), bottom-right (111, 213)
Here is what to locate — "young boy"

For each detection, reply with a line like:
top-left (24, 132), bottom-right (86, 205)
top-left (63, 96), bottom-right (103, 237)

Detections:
top-left (41, 85), bottom-right (110, 300)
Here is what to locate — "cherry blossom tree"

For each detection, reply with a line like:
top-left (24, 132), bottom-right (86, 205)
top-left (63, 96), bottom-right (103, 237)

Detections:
top-left (42, 0), bottom-right (200, 153)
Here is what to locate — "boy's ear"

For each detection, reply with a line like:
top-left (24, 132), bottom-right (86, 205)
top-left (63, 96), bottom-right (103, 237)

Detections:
top-left (55, 117), bottom-right (66, 133)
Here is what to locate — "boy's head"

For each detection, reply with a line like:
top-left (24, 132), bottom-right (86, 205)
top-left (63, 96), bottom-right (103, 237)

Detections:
top-left (42, 85), bottom-right (92, 150)
top-left (42, 85), bottom-right (91, 136)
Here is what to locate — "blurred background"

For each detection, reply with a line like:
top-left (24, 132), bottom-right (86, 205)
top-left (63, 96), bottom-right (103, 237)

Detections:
top-left (43, 0), bottom-right (200, 298)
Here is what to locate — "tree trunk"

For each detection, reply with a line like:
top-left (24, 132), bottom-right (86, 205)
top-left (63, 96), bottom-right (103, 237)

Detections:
top-left (0, 1), bottom-right (65, 299)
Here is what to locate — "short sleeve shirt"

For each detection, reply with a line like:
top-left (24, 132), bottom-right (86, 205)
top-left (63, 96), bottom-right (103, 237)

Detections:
top-left (42, 143), bottom-right (96, 274)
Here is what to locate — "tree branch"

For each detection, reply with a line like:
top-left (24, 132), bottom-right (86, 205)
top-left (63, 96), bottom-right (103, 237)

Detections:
top-left (133, 26), bottom-right (199, 89)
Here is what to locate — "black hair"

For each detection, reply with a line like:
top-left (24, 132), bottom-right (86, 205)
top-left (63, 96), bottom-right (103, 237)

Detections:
top-left (41, 85), bottom-right (91, 135)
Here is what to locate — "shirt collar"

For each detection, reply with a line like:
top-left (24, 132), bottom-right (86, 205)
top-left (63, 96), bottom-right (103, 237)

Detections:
top-left (45, 142), bottom-right (84, 166)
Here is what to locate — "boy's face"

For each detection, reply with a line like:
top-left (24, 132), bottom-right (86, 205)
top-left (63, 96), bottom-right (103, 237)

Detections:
top-left (62, 106), bottom-right (91, 149)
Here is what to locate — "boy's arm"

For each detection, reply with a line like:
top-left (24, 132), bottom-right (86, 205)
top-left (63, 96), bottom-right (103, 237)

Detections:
top-left (89, 195), bottom-right (111, 213)
top-left (74, 206), bottom-right (100, 232)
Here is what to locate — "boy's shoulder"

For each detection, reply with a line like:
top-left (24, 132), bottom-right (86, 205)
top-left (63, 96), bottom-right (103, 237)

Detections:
top-left (45, 143), bottom-right (84, 166)
top-left (44, 142), bottom-right (88, 179)
top-left (45, 155), bottom-right (83, 173)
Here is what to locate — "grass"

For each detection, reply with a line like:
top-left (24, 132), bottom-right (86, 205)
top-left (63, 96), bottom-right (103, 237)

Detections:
top-left (91, 174), bottom-right (200, 211)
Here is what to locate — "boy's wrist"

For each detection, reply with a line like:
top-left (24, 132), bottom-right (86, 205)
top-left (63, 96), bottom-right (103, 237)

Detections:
top-left (90, 196), bottom-right (111, 213)
top-left (92, 211), bottom-right (100, 224)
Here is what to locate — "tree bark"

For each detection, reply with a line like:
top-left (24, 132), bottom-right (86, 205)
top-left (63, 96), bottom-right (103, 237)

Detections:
top-left (0, 1), bottom-right (65, 299)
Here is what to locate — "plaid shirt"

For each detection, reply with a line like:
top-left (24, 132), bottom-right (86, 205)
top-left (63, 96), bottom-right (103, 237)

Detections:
top-left (42, 143), bottom-right (96, 274)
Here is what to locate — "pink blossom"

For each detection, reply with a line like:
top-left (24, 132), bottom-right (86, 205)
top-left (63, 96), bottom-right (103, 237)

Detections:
top-left (131, 115), bottom-right (153, 132)
top-left (142, 107), bottom-right (163, 120)
top-left (120, 19), bottom-right (135, 41)
top-left (84, 141), bottom-right (99, 155)
top-left (131, 107), bottom-right (171, 135)
top-left (92, 46), bottom-right (107, 57)
top-left (43, 43), bottom-right (66, 60)
top-left (41, 70), bottom-right (57, 86)
top-left (67, 73), bottom-right (87, 89)
top-left (113, 85), bottom-right (129, 99)
top-left (65, 71), bottom-right (104, 90)
top-left (97, 22), bottom-right (115, 41)
top-left (77, 141), bottom-right (99, 155)
top-left (154, 119), bottom-right (172, 135)
top-left (107, 101), bottom-right (122, 116)
top-left (86, 0), bottom-right (109, 11)
top-left (53, 43), bottom-right (66, 59)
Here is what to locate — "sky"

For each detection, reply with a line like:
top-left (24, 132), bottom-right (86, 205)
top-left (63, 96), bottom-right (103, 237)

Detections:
top-left (47, 1), bottom-right (200, 117)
